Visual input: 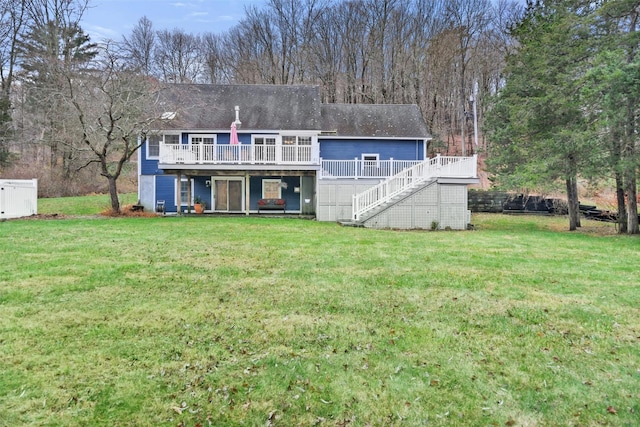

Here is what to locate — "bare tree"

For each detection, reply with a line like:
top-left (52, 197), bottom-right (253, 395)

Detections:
top-left (121, 15), bottom-right (156, 76)
top-left (0, 0), bottom-right (27, 168)
top-left (308, 4), bottom-right (344, 102)
top-left (58, 45), bottom-right (165, 212)
top-left (201, 32), bottom-right (227, 84)
top-left (444, 0), bottom-right (491, 156)
top-left (154, 28), bottom-right (202, 83)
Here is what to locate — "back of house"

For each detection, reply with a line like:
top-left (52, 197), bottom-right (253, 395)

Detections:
top-left (138, 84), bottom-right (477, 229)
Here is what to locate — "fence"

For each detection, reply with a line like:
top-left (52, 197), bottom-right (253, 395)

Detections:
top-left (0, 179), bottom-right (38, 219)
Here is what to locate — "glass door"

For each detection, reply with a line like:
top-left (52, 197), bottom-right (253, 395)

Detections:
top-left (214, 179), bottom-right (243, 212)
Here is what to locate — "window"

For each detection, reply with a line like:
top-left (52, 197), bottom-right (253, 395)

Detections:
top-left (254, 136), bottom-right (277, 145)
top-left (362, 153), bottom-right (379, 177)
top-left (253, 135), bottom-right (277, 162)
top-left (362, 153), bottom-right (379, 166)
top-left (262, 179), bottom-right (281, 199)
top-left (281, 135), bottom-right (312, 145)
top-left (164, 134), bottom-right (180, 145)
top-left (176, 178), bottom-right (194, 206)
top-left (189, 135), bottom-right (216, 144)
top-left (147, 135), bottom-right (161, 159)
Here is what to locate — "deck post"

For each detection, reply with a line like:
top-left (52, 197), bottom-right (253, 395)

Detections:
top-left (187, 175), bottom-right (192, 214)
top-left (176, 172), bottom-right (182, 215)
top-left (245, 173), bottom-right (250, 215)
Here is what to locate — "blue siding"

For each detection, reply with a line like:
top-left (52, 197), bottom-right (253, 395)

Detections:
top-left (155, 175), bottom-right (303, 213)
top-left (156, 175), bottom-right (177, 213)
top-left (249, 176), bottom-right (301, 211)
top-left (319, 139), bottom-right (424, 160)
top-left (140, 141), bottom-right (163, 175)
top-left (154, 175), bottom-right (211, 213)
top-left (193, 177), bottom-right (211, 209)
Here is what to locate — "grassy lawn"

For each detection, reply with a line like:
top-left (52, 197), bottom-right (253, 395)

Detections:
top-left (1, 198), bottom-right (638, 426)
top-left (37, 193), bottom-right (138, 216)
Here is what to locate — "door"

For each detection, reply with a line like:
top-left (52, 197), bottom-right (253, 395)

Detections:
top-left (228, 180), bottom-right (242, 211)
top-left (214, 179), bottom-right (243, 212)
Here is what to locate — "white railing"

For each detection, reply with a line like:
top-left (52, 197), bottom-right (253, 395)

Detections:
top-left (320, 159), bottom-right (422, 179)
top-left (159, 143), bottom-right (319, 165)
top-left (352, 154), bottom-right (477, 221)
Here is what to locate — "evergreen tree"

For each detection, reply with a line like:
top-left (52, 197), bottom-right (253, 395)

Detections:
top-left (17, 19), bottom-right (97, 174)
top-left (485, 0), bottom-right (602, 231)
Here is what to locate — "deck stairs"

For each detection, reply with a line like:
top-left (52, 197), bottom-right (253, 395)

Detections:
top-left (347, 155), bottom-right (477, 225)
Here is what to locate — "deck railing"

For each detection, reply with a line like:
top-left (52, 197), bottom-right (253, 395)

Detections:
top-left (320, 159), bottom-right (422, 179)
top-left (159, 143), bottom-right (318, 165)
top-left (352, 154), bottom-right (477, 221)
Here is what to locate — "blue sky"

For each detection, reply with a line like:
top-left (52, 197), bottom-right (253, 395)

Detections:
top-left (83, 0), bottom-right (268, 42)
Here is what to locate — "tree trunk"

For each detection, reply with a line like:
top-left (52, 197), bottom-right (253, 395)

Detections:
top-left (615, 172), bottom-right (627, 234)
top-left (566, 176), bottom-right (580, 231)
top-left (108, 176), bottom-right (120, 213)
top-left (625, 170), bottom-right (638, 234)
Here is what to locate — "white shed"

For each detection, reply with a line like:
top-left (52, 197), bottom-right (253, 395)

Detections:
top-left (0, 179), bottom-right (38, 219)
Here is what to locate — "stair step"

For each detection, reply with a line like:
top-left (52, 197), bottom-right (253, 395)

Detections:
top-left (339, 220), bottom-right (364, 227)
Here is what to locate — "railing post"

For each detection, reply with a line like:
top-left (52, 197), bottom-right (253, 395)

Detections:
top-left (352, 194), bottom-right (358, 221)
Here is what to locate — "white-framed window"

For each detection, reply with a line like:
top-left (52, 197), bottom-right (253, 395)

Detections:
top-left (362, 153), bottom-right (380, 176)
top-left (189, 134), bottom-right (216, 145)
top-left (253, 135), bottom-right (277, 162)
top-left (253, 135), bottom-right (278, 145)
top-left (175, 177), bottom-right (194, 206)
top-left (146, 134), bottom-right (161, 159)
top-left (298, 136), bottom-right (312, 146)
top-left (280, 135), bottom-right (313, 145)
top-left (262, 179), bottom-right (282, 199)
top-left (362, 153), bottom-right (380, 164)
top-left (164, 133), bottom-right (180, 145)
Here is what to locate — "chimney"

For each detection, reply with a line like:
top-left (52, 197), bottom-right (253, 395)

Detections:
top-left (234, 105), bottom-right (241, 128)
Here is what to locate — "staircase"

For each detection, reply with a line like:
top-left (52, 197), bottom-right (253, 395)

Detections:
top-left (351, 154), bottom-right (477, 223)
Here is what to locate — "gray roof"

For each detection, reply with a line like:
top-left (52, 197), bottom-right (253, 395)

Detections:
top-left (158, 84), bottom-right (322, 131)
top-left (321, 104), bottom-right (430, 139)
top-left (157, 84), bottom-right (430, 139)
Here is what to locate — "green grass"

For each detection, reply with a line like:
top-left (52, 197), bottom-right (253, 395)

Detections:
top-left (1, 197), bottom-right (638, 426)
top-left (38, 193), bottom-right (138, 215)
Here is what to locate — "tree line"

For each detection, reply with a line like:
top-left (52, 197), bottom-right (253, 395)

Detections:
top-left (119, 0), bottom-right (521, 155)
top-left (0, 0), bottom-right (521, 201)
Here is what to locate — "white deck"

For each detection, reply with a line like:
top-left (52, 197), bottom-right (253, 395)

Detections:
top-left (159, 143), bottom-right (319, 166)
top-left (158, 144), bottom-right (476, 183)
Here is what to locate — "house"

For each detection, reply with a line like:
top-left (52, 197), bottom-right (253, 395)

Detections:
top-left (138, 84), bottom-right (478, 229)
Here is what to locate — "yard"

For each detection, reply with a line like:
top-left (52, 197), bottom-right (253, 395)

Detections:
top-left (1, 197), bottom-right (638, 426)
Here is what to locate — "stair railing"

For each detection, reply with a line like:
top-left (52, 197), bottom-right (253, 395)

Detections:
top-left (352, 154), bottom-right (477, 221)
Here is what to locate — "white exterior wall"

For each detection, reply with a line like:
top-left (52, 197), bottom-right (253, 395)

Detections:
top-left (362, 181), bottom-right (470, 230)
top-left (316, 179), bottom-right (382, 222)
top-left (138, 175), bottom-right (156, 212)
top-left (0, 179), bottom-right (38, 219)
top-left (364, 182), bottom-right (440, 229)
top-left (438, 184), bottom-right (469, 230)
top-left (317, 178), bottom-right (471, 230)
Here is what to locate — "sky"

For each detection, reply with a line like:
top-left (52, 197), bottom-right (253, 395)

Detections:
top-left (82, 0), bottom-right (268, 42)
